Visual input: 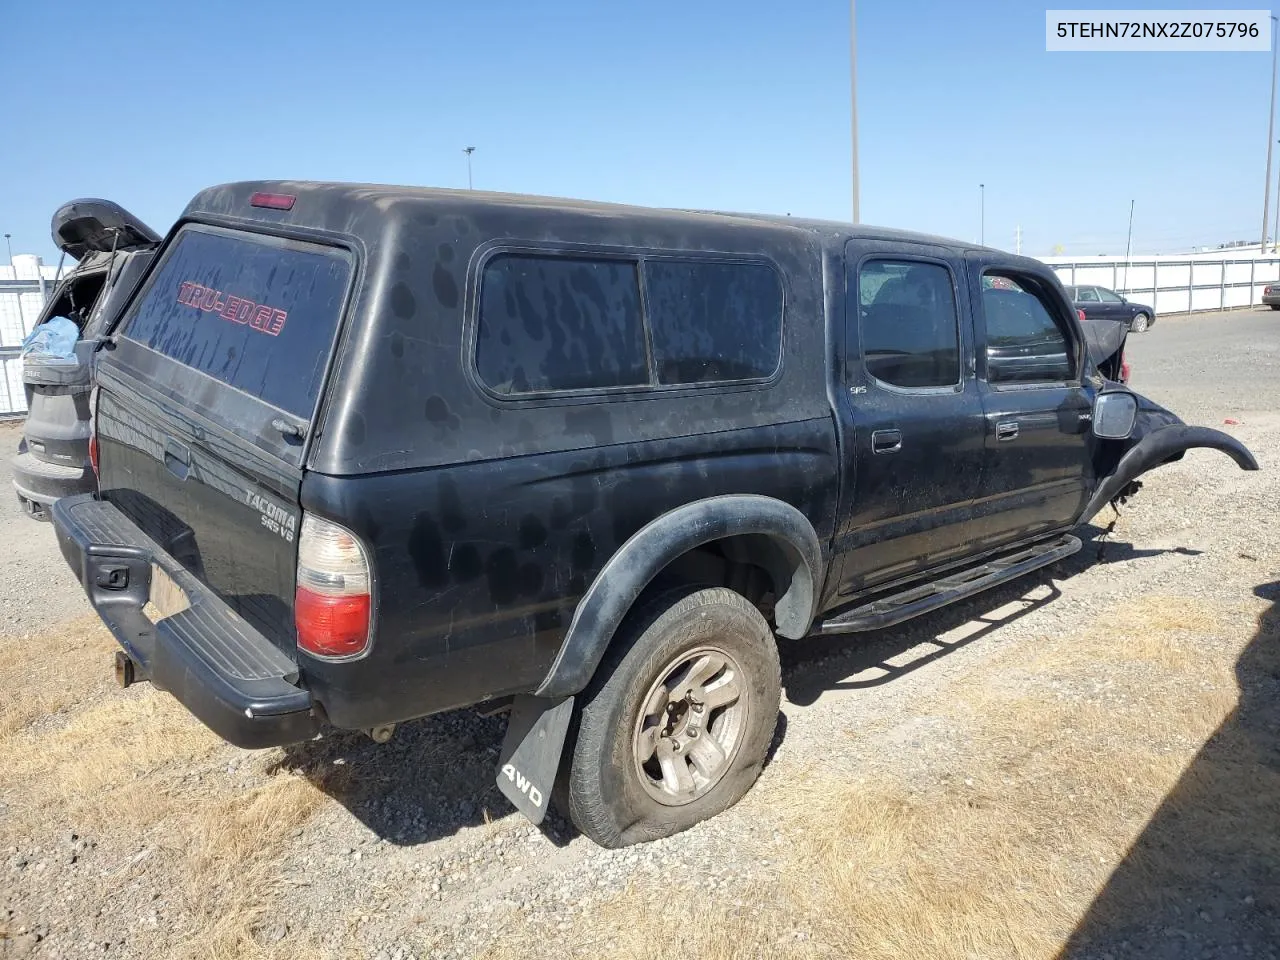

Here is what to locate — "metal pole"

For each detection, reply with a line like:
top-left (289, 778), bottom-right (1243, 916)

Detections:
top-left (850, 0), bottom-right (859, 223)
top-left (1272, 139), bottom-right (1279, 257)
top-left (3, 233), bottom-right (11, 267)
top-left (1123, 199), bottom-right (1135, 291)
top-left (979, 184), bottom-right (985, 245)
top-left (463, 146), bottom-right (475, 190)
top-left (1263, 16), bottom-right (1278, 253)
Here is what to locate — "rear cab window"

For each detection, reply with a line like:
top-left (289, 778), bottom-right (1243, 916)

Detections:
top-left (857, 259), bottom-right (962, 390)
top-left (119, 225), bottom-right (353, 424)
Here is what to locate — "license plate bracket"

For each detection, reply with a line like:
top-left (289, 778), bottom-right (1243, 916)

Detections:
top-left (146, 563), bottom-right (190, 622)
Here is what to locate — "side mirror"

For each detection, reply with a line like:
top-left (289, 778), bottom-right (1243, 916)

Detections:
top-left (1093, 391), bottom-right (1138, 439)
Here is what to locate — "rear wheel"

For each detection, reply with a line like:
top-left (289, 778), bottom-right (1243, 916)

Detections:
top-left (1270, 304), bottom-right (1280, 311)
top-left (1131, 312), bottom-right (1151, 333)
top-left (564, 586), bottom-right (781, 848)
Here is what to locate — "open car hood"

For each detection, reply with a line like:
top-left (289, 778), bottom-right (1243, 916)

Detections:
top-left (1080, 317), bottom-right (1129, 380)
top-left (51, 199), bottom-right (161, 261)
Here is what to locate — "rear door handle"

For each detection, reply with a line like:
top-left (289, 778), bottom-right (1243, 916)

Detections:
top-left (995, 421), bottom-right (1020, 442)
top-left (871, 429), bottom-right (903, 454)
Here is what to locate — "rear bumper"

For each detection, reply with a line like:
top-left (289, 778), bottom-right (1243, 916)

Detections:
top-left (1263, 293), bottom-right (1280, 305)
top-left (51, 494), bottom-right (319, 749)
top-left (12, 449), bottom-right (95, 506)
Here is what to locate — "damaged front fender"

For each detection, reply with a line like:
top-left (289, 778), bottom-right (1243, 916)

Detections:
top-left (1080, 411), bottom-right (1258, 525)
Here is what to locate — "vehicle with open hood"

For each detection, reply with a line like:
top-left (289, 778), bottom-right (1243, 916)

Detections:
top-left (49, 182), bottom-right (1256, 847)
top-left (12, 200), bottom-right (160, 519)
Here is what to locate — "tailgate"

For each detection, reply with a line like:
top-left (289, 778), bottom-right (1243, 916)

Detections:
top-left (95, 224), bottom-right (354, 658)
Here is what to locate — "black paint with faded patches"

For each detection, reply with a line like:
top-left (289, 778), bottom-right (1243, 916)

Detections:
top-left (297, 417), bottom-right (838, 730)
top-left (390, 282), bottom-right (416, 319)
top-left (433, 264), bottom-right (459, 309)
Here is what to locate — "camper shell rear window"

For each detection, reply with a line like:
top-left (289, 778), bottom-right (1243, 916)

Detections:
top-left (121, 225), bottom-right (353, 419)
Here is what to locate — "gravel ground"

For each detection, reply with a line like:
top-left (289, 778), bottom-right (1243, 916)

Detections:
top-left (0, 425), bottom-right (88, 637)
top-left (2, 308), bottom-right (1278, 959)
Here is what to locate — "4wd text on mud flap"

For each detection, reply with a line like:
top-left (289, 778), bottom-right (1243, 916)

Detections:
top-left (501, 763), bottom-right (544, 809)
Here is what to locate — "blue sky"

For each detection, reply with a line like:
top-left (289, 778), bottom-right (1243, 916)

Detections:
top-left (0, 0), bottom-right (1274, 261)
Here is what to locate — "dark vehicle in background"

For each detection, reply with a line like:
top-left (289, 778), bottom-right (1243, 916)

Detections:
top-left (13, 200), bottom-right (159, 519)
top-left (50, 183), bottom-right (1256, 848)
top-left (1262, 283), bottom-right (1280, 309)
top-left (1065, 284), bottom-right (1156, 332)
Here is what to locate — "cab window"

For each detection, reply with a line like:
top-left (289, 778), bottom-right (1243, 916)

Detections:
top-left (857, 259), bottom-right (960, 389)
top-left (982, 272), bottom-right (1075, 384)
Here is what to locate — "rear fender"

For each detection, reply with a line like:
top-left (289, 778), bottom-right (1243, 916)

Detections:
top-left (535, 494), bottom-right (824, 699)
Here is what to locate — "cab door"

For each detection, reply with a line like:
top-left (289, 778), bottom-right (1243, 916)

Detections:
top-left (967, 257), bottom-right (1095, 548)
top-left (831, 241), bottom-right (987, 598)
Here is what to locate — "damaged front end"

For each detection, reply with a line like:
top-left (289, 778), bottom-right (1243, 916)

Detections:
top-left (1080, 391), bottom-right (1258, 526)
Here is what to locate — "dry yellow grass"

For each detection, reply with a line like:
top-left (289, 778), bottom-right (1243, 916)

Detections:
top-left (4, 572), bottom-right (1272, 960)
top-left (0, 620), bottom-right (331, 960)
top-left (0, 617), bottom-right (116, 737)
top-left (483, 588), bottom-right (1270, 960)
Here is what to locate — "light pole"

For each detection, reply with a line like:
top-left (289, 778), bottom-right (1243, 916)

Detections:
top-left (463, 146), bottom-right (475, 190)
top-left (3, 233), bottom-right (11, 267)
top-left (979, 184), bottom-right (985, 246)
top-left (1272, 140), bottom-right (1280, 256)
top-left (1123, 199), bottom-right (1135, 290)
top-left (850, 0), bottom-right (859, 223)
top-left (1263, 16), bottom-right (1278, 252)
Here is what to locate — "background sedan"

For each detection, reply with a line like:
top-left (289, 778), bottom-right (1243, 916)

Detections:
top-left (1066, 284), bottom-right (1157, 333)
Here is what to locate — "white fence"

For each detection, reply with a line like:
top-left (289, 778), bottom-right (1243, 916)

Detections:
top-left (1043, 254), bottom-right (1280, 315)
top-left (1, 255), bottom-right (59, 416)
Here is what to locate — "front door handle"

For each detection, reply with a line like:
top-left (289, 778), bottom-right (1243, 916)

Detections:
top-left (871, 429), bottom-right (903, 454)
top-left (995, 421), bottom-right (1020, 442)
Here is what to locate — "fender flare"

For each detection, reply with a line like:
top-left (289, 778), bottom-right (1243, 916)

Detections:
top-left (1080, 424), bottom-right (1258, 525)
top-left (535, 494), bottom-right (825, 698)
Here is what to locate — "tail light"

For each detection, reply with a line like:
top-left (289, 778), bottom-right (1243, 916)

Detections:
top-left (1077, 308), bottom-right (1087, 323)
top-left (88, 385), bottom-right (100, 479)
top-left (1120, 353), bottom-right (1132, 384)
top-left (295, 514), bottom-right (372, 659)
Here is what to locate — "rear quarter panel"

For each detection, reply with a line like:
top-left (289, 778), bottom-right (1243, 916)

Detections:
top-left (294, 197), bottom-right (839, 727)
top-left (300, 419), bottom-right (836, 728)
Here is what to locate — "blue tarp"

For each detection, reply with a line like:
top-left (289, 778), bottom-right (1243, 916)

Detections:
top-left (20, 316), bottom-right (78, 360)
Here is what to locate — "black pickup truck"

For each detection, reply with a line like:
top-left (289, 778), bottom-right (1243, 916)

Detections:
top-left (50, 182), bottom-right (1257, 848)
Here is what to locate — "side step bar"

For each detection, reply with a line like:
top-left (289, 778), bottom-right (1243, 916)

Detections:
top-left (815, 535), bottom-right (1081, 635)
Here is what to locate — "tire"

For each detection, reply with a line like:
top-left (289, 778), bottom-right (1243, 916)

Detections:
top-left (1131, 312), bottom-right (1150, 333)
top-left (1270, 304), bottom-right (1280, 311)
top-left (564, 586), bottom-right (781, 848)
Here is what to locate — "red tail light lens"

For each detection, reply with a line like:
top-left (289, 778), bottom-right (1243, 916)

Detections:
top-left (1077, 308), bottom-right (1087, 323)
top-left (1121, 355), bottom-right (1132, 383)
top-left (295, 514), bottom-right (372, 659)
top-left (295, 590), bottom-right (370, 657)
top-left (249, 192), bottom-right (296, 210)
top-left (88, 435), bottom-right (99, 477)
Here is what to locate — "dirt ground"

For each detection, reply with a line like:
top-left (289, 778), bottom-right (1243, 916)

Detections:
top-left (2, 309), bottom-right (1278, 960)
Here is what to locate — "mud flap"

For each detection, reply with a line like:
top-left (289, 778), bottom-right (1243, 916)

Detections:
top-left (1081, 424), bottom-right (1258, 525)
top-left (495, 695), bottom-right (574, 825)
